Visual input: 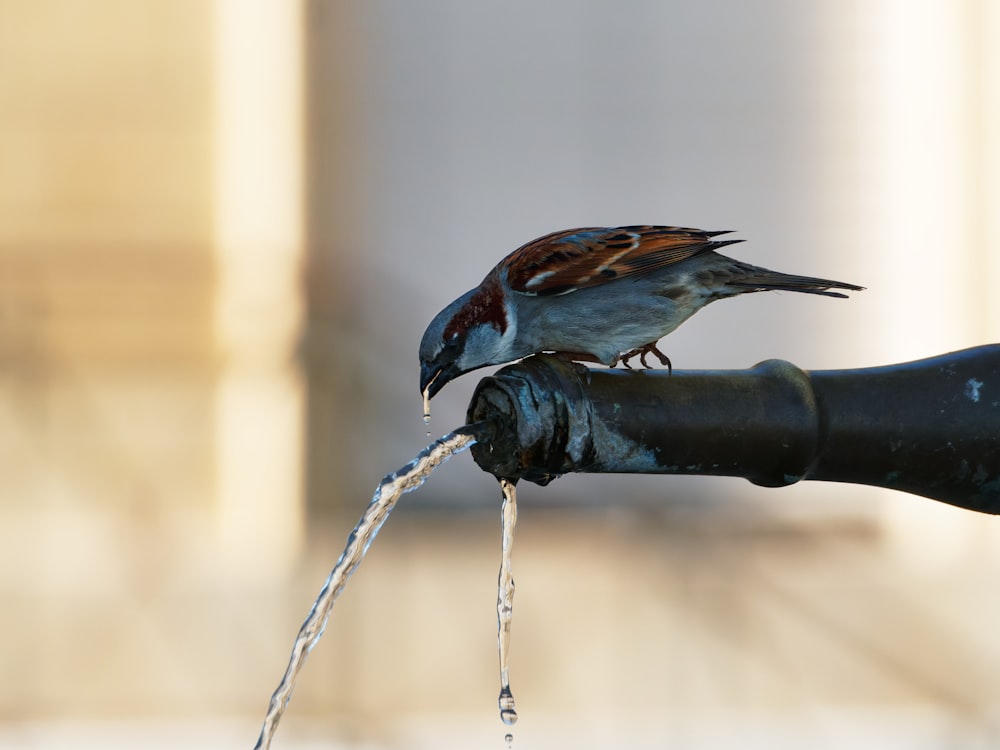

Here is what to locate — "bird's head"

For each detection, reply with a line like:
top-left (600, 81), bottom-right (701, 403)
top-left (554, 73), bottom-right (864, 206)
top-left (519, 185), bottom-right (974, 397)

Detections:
top-left (419, 280), bottom-right (515, 401)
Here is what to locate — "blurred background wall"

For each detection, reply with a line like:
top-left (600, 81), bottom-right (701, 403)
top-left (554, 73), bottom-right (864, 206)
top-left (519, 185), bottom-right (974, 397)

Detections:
top-left (1, 1), bottom-right (999, 748)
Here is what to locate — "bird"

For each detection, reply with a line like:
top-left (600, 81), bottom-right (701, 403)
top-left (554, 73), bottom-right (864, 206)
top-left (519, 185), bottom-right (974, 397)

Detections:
top-left (419, 225), bottom-right (863, 403)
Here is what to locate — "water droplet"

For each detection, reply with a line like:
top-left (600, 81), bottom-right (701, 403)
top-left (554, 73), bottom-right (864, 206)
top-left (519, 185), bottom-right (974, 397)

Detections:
top-left (498, 686), bottom-right (518, 725)
top-left (504, 732), bottom-right (514, 748)
top-left (421, 390), bottom-right (433, 438)
top-left (422, 387), bottom-right (433, 424)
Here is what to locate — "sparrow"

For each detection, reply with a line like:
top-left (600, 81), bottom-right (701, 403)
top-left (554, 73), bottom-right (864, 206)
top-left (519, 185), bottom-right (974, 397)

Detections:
top-left (419, 225), bottom-right (863, 403)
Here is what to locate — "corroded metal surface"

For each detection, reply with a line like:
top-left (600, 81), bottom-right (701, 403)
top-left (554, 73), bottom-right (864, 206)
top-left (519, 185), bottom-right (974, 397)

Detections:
top-left (467, 345), bottom-right (1000, 513)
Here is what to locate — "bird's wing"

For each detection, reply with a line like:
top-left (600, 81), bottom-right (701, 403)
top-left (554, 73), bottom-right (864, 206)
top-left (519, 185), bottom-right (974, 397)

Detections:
top-left (500, 225), bottom-right (742, 296)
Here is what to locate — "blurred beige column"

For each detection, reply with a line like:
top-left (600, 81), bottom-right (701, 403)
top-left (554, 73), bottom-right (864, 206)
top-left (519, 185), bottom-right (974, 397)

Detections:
top-left (858, 0), bottom-right (1000, 568)
top-left (213, 0), bottom-right (305, 580)
top-left (986, 0), bottom-right (1000, 333)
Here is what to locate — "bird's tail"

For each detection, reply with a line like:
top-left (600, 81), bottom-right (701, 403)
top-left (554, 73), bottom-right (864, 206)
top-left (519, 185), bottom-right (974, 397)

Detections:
top-left (728, 262), bottom-right (864, 299)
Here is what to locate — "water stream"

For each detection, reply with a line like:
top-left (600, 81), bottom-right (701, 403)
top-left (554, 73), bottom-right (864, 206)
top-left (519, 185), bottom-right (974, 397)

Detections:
top-left (496, 477), bottom-right (519, 727)
top-left (252, 427), bottom-right (481, 750)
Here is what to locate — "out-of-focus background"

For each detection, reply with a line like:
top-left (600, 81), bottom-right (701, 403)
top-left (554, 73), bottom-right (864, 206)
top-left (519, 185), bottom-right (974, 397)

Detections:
top-left (2, 1), bottom-right (1000, 748)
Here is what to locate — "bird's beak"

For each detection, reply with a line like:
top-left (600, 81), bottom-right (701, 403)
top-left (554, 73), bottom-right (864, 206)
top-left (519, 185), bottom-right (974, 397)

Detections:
top-left (420, 360), bottom-right (458, 401)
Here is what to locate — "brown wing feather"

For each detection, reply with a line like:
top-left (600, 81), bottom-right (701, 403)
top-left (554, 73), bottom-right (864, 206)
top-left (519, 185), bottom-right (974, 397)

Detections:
top-left (500, 225), bottom-right (742, 296)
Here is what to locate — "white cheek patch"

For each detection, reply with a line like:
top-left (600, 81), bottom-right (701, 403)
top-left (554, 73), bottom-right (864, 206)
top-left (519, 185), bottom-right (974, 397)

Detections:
top-left (499, 301), bottom-right (518, 353)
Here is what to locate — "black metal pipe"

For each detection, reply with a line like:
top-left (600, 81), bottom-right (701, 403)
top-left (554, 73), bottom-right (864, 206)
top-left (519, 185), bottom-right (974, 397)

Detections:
top-left (466, 345), bottom-right (1000, 514)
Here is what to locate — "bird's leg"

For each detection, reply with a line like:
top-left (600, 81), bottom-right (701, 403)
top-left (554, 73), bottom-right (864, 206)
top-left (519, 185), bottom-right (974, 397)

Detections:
top-left (618, 350), bottom-right (639, 369)
top-left (619, 343), bottom-right (673, 374)
top-left (644, 342), bottom-right (673, 374)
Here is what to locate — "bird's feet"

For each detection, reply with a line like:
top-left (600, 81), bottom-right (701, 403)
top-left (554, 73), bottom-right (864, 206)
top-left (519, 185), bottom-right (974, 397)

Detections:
top-left (618, 343), bottom-right (673, 373)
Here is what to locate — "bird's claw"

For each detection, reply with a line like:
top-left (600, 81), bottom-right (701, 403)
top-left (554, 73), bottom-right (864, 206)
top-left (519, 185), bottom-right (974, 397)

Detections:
top-left (618, 343), bottom-right (673, 374)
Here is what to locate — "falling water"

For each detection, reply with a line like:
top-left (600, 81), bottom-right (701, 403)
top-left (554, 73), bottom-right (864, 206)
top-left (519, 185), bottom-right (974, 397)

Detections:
top-left (422, 385), bottom-right (434, 426)
top-left (496, 477), bottom-right (519, 727)
top-left (420, 384), bottom-right (441, 435)
top-left (253, 426), bottom-right (481, 750)
top-left (421, 385), bottom-right (435, 438)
